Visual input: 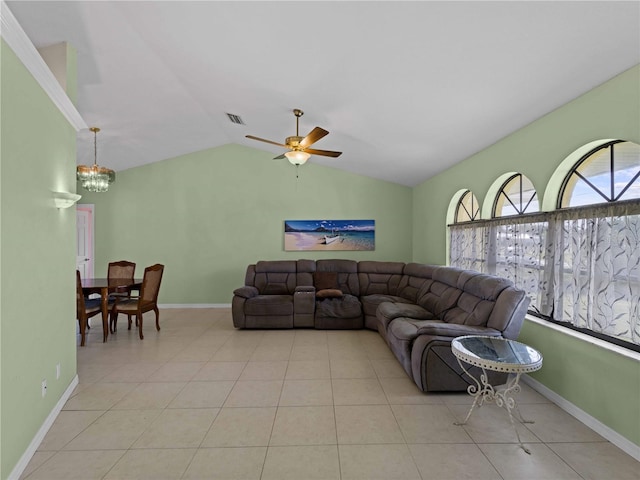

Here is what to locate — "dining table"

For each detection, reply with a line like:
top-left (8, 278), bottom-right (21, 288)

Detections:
top-left (81, 277), bottom-right (143, 342)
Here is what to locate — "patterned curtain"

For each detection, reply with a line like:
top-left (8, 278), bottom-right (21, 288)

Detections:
top-left (551, 203), bottom-right (640, 344)
top-left (449, 216), bottom-right (551, 315)
top-left (449, 200), bottom-right (640, 345)
top-left (449, 223), bottom-right (487, 273)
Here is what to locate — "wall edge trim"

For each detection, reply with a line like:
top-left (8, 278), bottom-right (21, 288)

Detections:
top-left (0, 1), bottom-right (87, 131)
top-left (8, 375), bottom-right (80, 480)
top-left (522, 374), bottom-right (640, 462)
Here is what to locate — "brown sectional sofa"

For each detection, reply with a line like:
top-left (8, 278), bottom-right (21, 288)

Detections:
top-left (232, 259), bottom-right (530, 392)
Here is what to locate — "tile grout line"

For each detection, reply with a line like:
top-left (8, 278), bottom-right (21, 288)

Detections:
top-left (330, 355), bottom-right (343, 480)
top-left (25, 310), bottom-right (638, 479)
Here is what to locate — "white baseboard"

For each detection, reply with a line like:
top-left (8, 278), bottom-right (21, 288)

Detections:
top-left (158, 303), bottom-right (231, 309)
top-left (522, 375), bottom-right (640, 462)
top-left (9, 375), bottom-right (79, 480)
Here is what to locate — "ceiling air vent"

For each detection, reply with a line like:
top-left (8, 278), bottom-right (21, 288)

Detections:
top-left (226, 113), bottom-right (245, 125)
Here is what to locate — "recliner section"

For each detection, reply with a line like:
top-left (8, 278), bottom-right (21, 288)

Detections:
top-left (232, 259), bottom-right (530, 392)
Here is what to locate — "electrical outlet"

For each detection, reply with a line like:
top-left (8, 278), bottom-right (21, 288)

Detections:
top-left (56, 363), bottom-right (61, 380)
top-left (41, 379), bottom-right (47, 398)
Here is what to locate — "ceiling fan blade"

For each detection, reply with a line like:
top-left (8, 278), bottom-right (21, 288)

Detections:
top-left (273, 154), bottom-right (286, 160)
top-left (245, 135), bottom-right (287, 148)
top-left (299, 127), bottom-right (329, 149)
top-left (304, 148), bottom-right (342, 158)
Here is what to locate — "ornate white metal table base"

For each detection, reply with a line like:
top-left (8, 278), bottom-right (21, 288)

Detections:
top-left (454, 359), bottom-right (534, 454)
top-left (451, 335), bottom-right (543, 454)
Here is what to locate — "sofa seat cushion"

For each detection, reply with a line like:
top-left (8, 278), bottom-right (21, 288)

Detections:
top-left (388, 318), bottom-right (429, 341)
top-left (361, 294), bottom-right (412, 319)
top-left (316, 294), bottom-right (362, 318)
top-left (377, 302), bottom-right (434, 335)
top-left (245, 295), bottom-right (293, 316)
top-left (315, 294), bottom-right (363, 329)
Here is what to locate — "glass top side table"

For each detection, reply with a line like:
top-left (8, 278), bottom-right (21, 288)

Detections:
top-left (451, 335), bottom-right (543, 454)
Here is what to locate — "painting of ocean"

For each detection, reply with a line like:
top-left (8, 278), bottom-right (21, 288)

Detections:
top-left (284, 220), bottom-right (375, 251)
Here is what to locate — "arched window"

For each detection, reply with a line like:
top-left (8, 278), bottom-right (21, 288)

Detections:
top-left (454, 190), bottom-right (480, 223)
top-left (493, 173), bottom-right (539, 217)
top-left (450, 140), bottom-right (640, 349)
top-left (558, 140), bottom-right (640, 208)
top-left (449, 190), bottom-right (483, 272)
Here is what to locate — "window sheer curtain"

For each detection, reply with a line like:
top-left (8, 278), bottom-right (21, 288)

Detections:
top-left (449, 201), bottom-right (640, 346)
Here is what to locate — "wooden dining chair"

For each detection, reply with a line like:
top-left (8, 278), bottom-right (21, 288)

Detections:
top-left (107, 260), bottom-right (136, 333)
top-left (76, 270), bottom-right (102, 346)
top-left (110, 264), bottom-right (164, 339)
top-left (108, 260), bottom-right (136, 296)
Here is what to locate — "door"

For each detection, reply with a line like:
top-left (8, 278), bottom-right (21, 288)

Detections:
top-left (76, 204), bottom-right (94, 278)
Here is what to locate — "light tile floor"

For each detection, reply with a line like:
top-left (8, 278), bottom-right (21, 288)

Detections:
top-left (21, 308), bottom-right (640, 479)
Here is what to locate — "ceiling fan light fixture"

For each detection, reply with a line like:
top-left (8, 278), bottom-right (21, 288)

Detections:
top-left (285, 150), bottom-right (310, 166)
top-left (246, 109), bottom-right (341, 164)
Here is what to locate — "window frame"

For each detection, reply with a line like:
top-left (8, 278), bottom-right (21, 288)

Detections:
top-left (454, 190), bottom-right (480, 223)
top-left (557, 140), bottom-right (640, 208)
top-left (492, 173), bottom-right (539, 218)
top-left (448, 140), bottom-right (640, 353)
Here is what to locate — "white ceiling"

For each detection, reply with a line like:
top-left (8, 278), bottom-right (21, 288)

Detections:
top-left (6, 1), bottom-right (640, 187)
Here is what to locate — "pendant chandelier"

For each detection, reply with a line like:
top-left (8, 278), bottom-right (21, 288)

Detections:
top-left (76, 127), bottom-right (115, 192)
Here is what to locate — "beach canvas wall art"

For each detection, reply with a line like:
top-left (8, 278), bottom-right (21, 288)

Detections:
top-left (284, 220), bottom-right (375, 251)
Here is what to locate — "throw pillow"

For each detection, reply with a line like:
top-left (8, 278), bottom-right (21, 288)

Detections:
top-left (316, 288), bottom-right (344, 298)
top-left (314, 271), bottom-right (338, 290)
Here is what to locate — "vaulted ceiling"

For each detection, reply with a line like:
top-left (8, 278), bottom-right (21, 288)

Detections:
top-left (6, 1), bottom-right (640, 186)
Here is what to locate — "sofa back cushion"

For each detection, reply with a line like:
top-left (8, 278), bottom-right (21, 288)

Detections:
top-left (314, 271), bottom-right (339, 290)
top-left (416, 266), bottom-right (464, 316)
top-left (254, 260), bottom-right (298, 295)
top-left (441, 271), bottom-right (513, 327)
top-left (245, 264), bottom-right (257, 288)
top-left (358, 261), bottom-right (404, 296)
top-left (297, 259), bottom-right (316, 287)
top-left (316, 259), bottom-right (360, 296)
top-left (397, 263), bottom-right (437, 302)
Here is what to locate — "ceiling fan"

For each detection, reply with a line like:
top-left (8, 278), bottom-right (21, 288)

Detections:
top-left (245, 109), bottom-right (342, 165)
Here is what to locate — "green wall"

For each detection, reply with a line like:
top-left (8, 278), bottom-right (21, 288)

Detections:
top-left (80, 144), bottom-right (413, 303)
top-left (0, 40), bottom-right (78, 479)
top-left (413, 65), bottom-right (640, 265)
top-left (412, 65), bottom-right (640, 447)
top-left (2, 27), bottom-right (637, 474)
top-left (520, 320), bottom-right (640, 445)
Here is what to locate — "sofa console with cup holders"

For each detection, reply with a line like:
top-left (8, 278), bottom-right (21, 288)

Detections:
top-left (232, 259), bottom-right (529, 392)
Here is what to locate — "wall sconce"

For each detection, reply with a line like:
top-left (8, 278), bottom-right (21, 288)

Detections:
top-left (53, 191), bottom-right (82, 209)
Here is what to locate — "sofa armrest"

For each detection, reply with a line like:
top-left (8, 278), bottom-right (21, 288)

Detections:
top-left (295, 286), bottom-right (316, 294)
top-left (293, 288), bottom-right (316, 327)
top-left (294, 290), bottom-right (315, 313)
top-left (415, 321), bottom-right (502, 338)
top-left (233, 286), bottom-right (259, 299)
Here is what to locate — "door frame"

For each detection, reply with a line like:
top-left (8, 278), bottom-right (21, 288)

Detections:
top-left (76, 204), bottom-right (95, 279)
